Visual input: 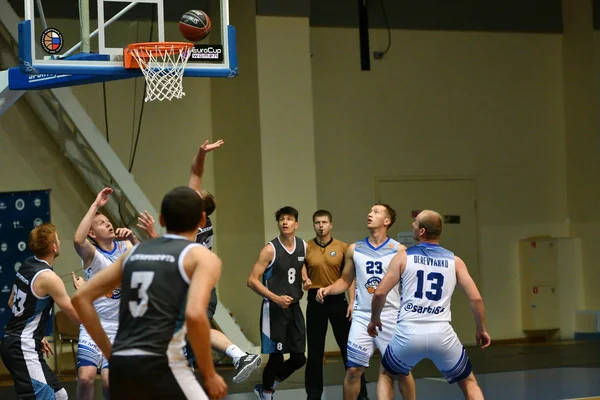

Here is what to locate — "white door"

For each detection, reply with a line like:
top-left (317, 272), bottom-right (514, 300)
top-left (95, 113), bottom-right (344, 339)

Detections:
top-left (376, 178), bottom-right (480, 344)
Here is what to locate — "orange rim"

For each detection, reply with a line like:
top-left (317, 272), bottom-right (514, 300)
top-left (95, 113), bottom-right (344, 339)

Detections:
top-left (124, 42), bottom-right (194, 69)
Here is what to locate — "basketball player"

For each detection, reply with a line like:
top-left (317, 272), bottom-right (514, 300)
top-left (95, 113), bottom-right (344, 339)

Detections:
top-left (0, 223), bottom-right (78, 400)
top-left (137, 139), bottom-right (261, 383)
top-left (317, 204), bottom-right (416, 400)
top-left (304, 209), bottom-right (369, 400)
top-left (73, 187), bottom-right (138, 400)
top-left (368, 210), bottom-right (490, 400)
top-left (247, 206), bottom-right (311, 400)
top-left (71, 186), bottom-right (228, 400)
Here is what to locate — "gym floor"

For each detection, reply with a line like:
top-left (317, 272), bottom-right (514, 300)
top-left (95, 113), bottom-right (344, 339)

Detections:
top-left (1, 340), bottom-right (599, 399)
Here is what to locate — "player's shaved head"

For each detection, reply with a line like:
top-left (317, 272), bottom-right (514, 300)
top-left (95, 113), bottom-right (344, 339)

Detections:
top-left (417, 210), bottom-right (443, 240)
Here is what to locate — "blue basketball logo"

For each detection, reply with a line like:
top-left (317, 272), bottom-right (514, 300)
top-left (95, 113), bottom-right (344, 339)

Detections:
top-left (364, 277), bottom-right (381, 294)
top-left (105, 286), bottom-right (122, 300)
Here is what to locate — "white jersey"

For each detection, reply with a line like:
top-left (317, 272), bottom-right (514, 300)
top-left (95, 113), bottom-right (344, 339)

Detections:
top-left (398, 243), bottom-right (456, 323)
top-left (353, 237), bottom-right (401, 318)
top-left (84, 240), bottom-right (129, 323)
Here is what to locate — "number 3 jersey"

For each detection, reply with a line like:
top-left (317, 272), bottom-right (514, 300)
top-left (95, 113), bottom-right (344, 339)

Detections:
top-left (112, 235), bottom-right (200, 356)
top-left (4, 257), bottom-right (54, 341)
top-left (353, 237), bottom-right (401, 318)
top-left (263, 237), bottom-right (307, 303)
top-left (398, 243), bottom-right (456, 323)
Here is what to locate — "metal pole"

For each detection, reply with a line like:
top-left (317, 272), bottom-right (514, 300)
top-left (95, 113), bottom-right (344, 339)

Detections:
top-left (63, 2), bottom-right (139, 58)
top-left (35, 0), bottom-right (48, 31)
top-left (79, 0), bottom-right (90, 53)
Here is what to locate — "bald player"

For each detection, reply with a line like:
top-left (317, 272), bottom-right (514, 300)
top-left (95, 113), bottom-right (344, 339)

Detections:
top-left (368, 210), bottom-right (490, 400)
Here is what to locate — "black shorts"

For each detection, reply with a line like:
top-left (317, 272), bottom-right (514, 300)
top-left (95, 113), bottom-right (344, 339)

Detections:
top-left (208, 287), bottom-right (218, 319)
top-left (0, 336), bottom-right (65, 399)
top-left (183, 290), bottom-right (217, 366)
top-left (260, 300), bottom-right (305, 354)
top-left (110, 355), bottom-right (207, 400)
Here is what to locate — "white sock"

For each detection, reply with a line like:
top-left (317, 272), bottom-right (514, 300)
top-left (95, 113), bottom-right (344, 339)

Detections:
top-left (273, 380), bottom-right (280, 389)
top-left (262, 392), bottom-right (272, 400)
top-left (226, 345), bottom-right (246, 363)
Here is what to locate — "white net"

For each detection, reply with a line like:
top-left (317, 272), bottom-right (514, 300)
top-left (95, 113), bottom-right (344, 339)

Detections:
top-left (129, 44), bottom-right (193, 102)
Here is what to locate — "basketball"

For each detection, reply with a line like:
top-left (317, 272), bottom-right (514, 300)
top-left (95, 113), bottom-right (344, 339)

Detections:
top-left (179, 10), bottom-right (211, 42)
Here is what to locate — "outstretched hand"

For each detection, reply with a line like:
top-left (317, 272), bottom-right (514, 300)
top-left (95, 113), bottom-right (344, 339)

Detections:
top-left (191, 140), bottom-right (225, 176)
top-left (94, 187), bottom-right (113, 208)
top-left (199, 139), bottom-right (225, 154)
top-left (137, 211), bottom-right (158, 239)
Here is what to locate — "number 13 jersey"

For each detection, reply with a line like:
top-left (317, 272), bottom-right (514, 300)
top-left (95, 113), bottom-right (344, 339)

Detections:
top-left (398, 243), bottom-right (456, 323)
top-left (353, 237), bottom-right (401, 318)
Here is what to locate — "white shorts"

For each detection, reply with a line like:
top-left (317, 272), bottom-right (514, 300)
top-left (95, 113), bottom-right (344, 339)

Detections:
top-left (346, 313), bottom-right (395, 368)
top-left (382, 322), bottom-right (472, 383)
top-left (78, 322), bottom-right (117, 370)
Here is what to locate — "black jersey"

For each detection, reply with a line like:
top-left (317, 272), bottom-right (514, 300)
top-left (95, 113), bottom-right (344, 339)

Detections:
top-left (195, 217), bottom-right (213, 250)
top-left (3, 257), bottom-right (54, 341)
top-left (112, 235), bottom-right (200, 356)
top-left (194, 216), bottom-right (217, 312)
top-left (263, 237), bottom-right (306, 303)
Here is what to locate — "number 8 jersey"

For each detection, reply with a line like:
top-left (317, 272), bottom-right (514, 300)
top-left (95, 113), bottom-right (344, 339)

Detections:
top-left (353, 237), bottom-right (401, 318)
top-left (263, 237), bottom-right (307, 303)
top-left (398, 243), bottom-right (456, 323)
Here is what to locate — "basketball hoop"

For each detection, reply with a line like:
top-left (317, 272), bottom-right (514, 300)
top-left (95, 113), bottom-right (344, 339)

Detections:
top-left (124, 42), bottom-right (194, 102)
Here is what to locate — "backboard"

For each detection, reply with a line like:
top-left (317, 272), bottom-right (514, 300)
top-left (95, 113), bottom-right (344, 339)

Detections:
top-left (8, 0), bottom-right (237, 90)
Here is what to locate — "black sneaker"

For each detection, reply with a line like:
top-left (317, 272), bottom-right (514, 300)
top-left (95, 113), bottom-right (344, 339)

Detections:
top-left (233, 354), bottom-right (262, 383)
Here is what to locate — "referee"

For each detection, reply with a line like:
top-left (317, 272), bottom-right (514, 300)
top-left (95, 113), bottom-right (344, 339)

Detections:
top-left (305, 210), bottom-right (369, 400)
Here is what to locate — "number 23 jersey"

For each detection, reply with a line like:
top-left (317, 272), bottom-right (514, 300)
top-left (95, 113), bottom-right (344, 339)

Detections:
top-left (398, 243), bottom-right (456, 323)
top-left (353, 237), bottom-right (401, 317)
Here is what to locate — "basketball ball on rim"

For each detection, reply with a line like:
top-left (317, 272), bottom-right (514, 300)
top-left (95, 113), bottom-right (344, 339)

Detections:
top-left (179, 10), bottom-right (211, 42)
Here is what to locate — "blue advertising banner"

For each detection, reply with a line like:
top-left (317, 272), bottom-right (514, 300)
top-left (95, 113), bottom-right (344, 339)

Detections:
top-left (0, 190), bottom-right (52, 337)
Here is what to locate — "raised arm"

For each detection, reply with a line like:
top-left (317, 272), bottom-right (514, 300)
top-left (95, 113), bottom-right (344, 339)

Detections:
top-left (247, 244), bottom-right (293, 309)
top-left (184, 246), bottom-right (227, 399)
top-left (455, 256), bottom-right (490, 349)
top-left (74, 187), bottom-right (113, 266)
top-left (35, 271), bottom-right (80, 324)
top-left (188, 139), bottom-right (224, 192)
top-left (72, 250), bottom-right (129, 359)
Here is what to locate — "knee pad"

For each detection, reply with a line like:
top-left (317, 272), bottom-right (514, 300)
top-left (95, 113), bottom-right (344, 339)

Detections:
top-left (290, 353), bottom-right (306, 369)
top-left (55, 388), bottom-right (68, 400)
